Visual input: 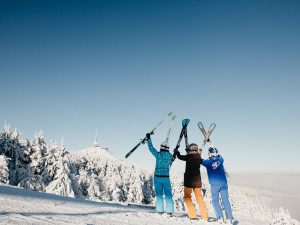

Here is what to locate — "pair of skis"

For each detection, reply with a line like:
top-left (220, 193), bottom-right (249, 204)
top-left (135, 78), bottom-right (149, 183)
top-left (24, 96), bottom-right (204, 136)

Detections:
top-left (171, 121), bottom-right (216, 162)
top-left (171, 119), bottom-right (190, 162)
top-left (197, 122), bottom-right (216, 149)
top-left (125, 112), bottom-right (176, 158)
top-left (199, 122), bottom-right (230, 177)
top-left (125, 112), bottom-right (216, 159)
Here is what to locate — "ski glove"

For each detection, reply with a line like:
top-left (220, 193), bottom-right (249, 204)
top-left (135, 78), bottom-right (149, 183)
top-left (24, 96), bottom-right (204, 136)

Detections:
top-left (146, 133), bottom-right (151, 140)
top-left (173, 149), bottom-right (179, 156)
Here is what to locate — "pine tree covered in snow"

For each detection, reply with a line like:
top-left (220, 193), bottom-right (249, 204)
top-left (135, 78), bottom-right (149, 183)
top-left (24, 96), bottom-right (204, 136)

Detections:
top-left (44, 138), bottom-right (81, 197)
top-left (16, 138), bottom-right (33, 185)
top-left (30, 130), bottom-right (47, 174)
top-left (19, 130), bottom-right (47, 191)
top-left (140, 171), bottom-right (155, 204)
top-left (0, 155), bottom-right (9, 184)
top-left (42, 140), bottom-right (60, 185)
top-left (0, 123), bottom-right (19, 184)
top-left (270, 207), bottom-right (297, 225)
top-left (0, 123), bottom-right (31, 185)
top-left (45, 158), bottom-right (75, 197)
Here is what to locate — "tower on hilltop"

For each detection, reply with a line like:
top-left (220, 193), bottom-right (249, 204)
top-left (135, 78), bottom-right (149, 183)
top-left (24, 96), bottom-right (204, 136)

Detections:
top-left (93, 129), bottom-right (100, 147)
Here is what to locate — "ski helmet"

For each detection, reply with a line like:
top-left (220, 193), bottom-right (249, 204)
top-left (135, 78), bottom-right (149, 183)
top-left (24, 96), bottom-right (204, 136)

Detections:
top-left (160, 141), bottom-right (170, 151)
top-left (186, 143), bottom-right (198, 152)
top-left (208, 145), bottom-right (219, 158)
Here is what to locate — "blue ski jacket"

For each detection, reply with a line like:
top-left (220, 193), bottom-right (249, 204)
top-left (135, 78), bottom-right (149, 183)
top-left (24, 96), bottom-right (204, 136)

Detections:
top-left (147, 139), bottom-right (173, 177)
top-left (202, 155), bottom-right (227, 185)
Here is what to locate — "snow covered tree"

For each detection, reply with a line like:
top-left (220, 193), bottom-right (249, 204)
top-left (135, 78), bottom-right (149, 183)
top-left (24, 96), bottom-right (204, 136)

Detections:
top-left (30, 130), bottom-right (47, 174)
top-left (119, 164), bottom-right (143, 203)
top-left (270, 207), bottom-right (297, 225)
top-left (16, 138), bottom-right (33, 185)
top-left (0, 122), bottom-right (29, 185)
top-left (42, 140), bottom-right (63, 185)
top-left (86, 173), bottom-right (103, 200)
top-left (140, 171), bottom-right (155, 204)
top-left (75, 164), bottom-right (89, 196)
top-left (0, 155), bottom-right (9, 184)
top-left (45, 156), bottom-right (75, 197)
top-left (19, 130), bottom-right (47, 191)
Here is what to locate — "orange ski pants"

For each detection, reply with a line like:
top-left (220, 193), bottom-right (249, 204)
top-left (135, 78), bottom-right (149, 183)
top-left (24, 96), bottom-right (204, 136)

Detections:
top-left (184, 187), bottom-right (208, 220)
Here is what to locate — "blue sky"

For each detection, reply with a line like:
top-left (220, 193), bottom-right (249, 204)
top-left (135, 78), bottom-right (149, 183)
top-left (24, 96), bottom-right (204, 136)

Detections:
top-left (0, 0), bottom-right (299, 173)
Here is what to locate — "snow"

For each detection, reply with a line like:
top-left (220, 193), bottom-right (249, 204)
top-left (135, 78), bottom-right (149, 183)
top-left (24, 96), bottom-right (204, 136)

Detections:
top-left (0, 183), bottom-right (269, 225)
top-left (1, 124), bottom-right (299, 225)
top-left (70, 146), bottom-right (120, 162)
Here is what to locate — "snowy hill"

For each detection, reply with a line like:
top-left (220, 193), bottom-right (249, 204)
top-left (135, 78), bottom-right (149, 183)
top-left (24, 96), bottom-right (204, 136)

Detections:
top-left (0, 125), bottom-right (298, 224)
top-left (66, 146), bottom-right (299, 225)
top-left (69, 146), bottom-right (121, 162)
top-left (0, 183), bottom-right (274, 225)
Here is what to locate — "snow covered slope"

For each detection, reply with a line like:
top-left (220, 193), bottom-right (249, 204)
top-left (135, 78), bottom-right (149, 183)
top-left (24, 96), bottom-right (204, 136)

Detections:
top-left (1, 125), bottom-right (298, 224)
top-left (69, 146), bottom-right (121, 162)
top-left (0, 183), bottom-right (271, 225)
top-left (66, 147), bottom-right (299, 225)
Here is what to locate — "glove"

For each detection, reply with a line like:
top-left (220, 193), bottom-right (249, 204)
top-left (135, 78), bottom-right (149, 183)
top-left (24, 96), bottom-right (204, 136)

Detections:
top-left (173, 149), bottom-right (179, 156)
top-left (146, 133), bottom-right (151, 140)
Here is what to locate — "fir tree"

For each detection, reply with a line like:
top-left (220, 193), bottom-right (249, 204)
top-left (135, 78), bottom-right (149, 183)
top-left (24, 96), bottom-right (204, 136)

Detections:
top-left (0, 155), bottom-right (9, 184)
top-left (45, 157), bottom-right (75, 197)
top-left (19, 130), bottom-right (47, 191)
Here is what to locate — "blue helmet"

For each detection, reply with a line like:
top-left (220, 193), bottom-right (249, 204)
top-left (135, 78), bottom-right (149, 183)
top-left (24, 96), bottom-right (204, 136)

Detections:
top-left (208, 145), bottom-right (219, 158)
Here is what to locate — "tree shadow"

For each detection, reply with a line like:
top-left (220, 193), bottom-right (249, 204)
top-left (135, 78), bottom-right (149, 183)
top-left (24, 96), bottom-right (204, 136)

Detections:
top-left (0, 185), bottom-right (130, 209)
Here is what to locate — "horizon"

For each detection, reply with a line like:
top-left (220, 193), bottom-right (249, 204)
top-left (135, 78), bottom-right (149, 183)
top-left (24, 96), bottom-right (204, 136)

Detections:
top-left (1, 120), bottom-right (300, 174)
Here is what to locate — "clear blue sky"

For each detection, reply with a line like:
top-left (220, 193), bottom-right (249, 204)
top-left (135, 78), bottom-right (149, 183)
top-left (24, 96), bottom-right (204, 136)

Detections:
top-left (1, 0), bottom-right (299, 173)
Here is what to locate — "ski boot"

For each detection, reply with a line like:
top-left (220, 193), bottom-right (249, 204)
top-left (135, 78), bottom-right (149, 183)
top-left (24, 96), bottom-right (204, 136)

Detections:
top-left (228, 219), bottom-right (234, 224)
top-left (217, 217), bottom-right (224, 224)
top-left (167, 213), bottom-right (173, 217)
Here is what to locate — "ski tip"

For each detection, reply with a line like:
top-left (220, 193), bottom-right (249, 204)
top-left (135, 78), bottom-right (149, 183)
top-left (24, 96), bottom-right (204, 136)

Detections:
top-left (168, 112), bottom-right (173, 116)
top-left (182, 119), bottom-right (190, 126)
top-left (197, 122), bottom-right (203, 128)
top-left (172, 115), bottom-right (176, 120)
top-left (210, 123), bottom-right (216, 129)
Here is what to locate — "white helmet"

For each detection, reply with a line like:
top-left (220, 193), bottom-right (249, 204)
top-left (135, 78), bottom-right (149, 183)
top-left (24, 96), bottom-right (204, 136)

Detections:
top-left (208, 145), bottom-right (219, 158)
top-left (160, 141), bottom-right (170, 151)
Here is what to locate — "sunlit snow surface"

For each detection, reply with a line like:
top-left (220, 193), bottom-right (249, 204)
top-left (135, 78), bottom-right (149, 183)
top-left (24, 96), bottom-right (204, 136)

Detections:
top-left (0, 184), bottom-right (269, 225)
top-left (0, 146), bottom-right (298, 225)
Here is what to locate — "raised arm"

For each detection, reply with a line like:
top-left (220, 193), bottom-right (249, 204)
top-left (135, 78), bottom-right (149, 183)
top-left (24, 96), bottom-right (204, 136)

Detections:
top-left (201, 158), bottom-right (210, 167)
top-left (176, 151), bottom-right (188, 161)
top-left (147, 135), bottom-right (159, 158)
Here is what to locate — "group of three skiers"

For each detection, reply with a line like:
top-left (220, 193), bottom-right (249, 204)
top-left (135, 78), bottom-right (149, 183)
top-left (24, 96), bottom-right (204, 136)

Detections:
top-left (146, 132), bottom-right (234, 224)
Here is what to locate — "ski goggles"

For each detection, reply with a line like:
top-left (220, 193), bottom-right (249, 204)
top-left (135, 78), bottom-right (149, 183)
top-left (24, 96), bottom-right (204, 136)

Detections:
top-left (187, 144), bottom-right (198, 151)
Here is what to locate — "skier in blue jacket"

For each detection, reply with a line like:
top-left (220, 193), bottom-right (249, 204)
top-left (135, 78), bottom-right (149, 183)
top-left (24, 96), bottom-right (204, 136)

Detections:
top-left (146, 133), bottom-right (174, 216)
top-left (201, 146), bottom-right (234, 224)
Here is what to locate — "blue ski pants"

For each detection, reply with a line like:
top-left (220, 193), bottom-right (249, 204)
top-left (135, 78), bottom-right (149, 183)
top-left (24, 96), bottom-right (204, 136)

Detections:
top-left (154, 176), bottom-right (174, 214)
top-left (211, 184), bottom-right (233, 220)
